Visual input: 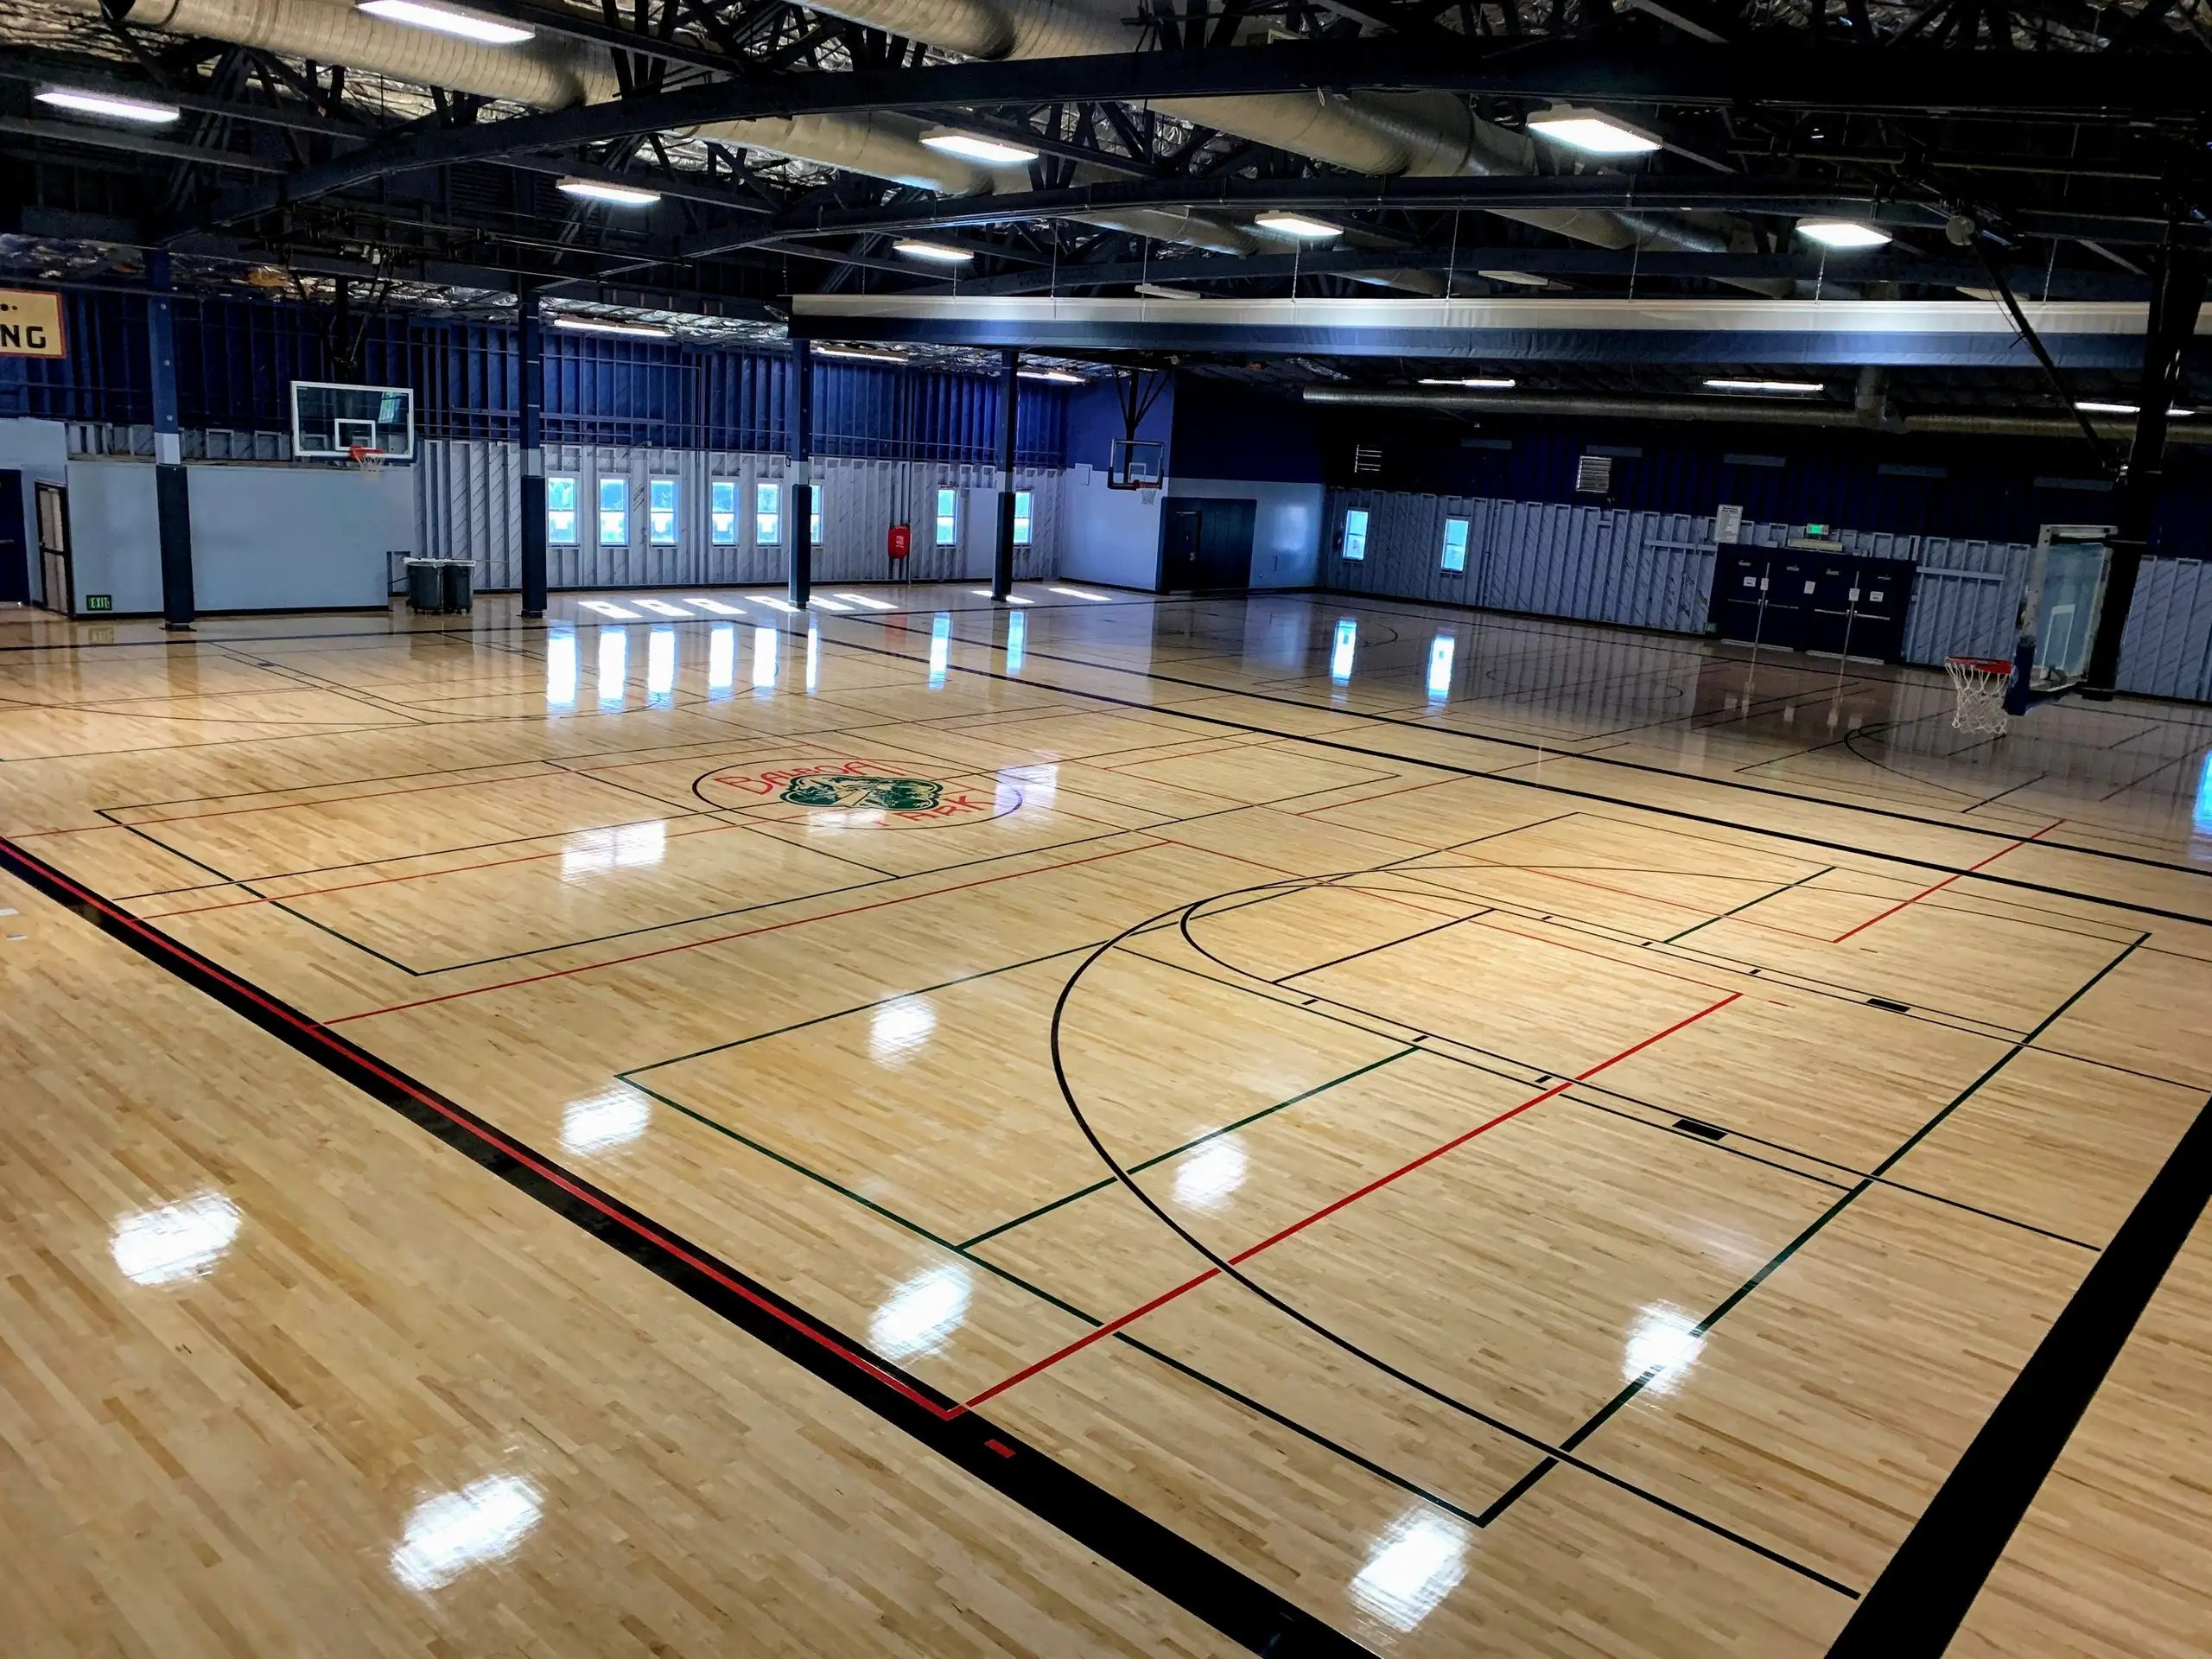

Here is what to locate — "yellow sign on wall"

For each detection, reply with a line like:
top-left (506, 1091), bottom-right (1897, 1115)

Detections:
top-left (0, 290), bottom-right (66, 358)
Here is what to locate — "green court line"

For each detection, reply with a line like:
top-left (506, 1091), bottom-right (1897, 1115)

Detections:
top-left (956, 1046), bottom-right (1418, 1250)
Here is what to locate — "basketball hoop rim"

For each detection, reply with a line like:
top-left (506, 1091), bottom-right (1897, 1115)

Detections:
top-left (1945, 656), bottom-right (2015, 676)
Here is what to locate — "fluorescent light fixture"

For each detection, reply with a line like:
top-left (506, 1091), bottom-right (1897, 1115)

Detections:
top-left (1478, 269), bottom-right (1549, 288)
top-left (814, 342), bottom-right (909, 364)
top-left (356, 0), bottom-right (533, 45)
top-left (1527, 106), bottom-right (1661, 155)
top-left (1255, 212), bottom-right (1342, 239)
top-left (1704, 378), bottom-right (1826, 395)
top-left (1018, 368), bottom-right (1084, 385)
top-left (893, 239), bottom-right (975, 264)
top-left (2075, 400), bottom-right (2196, 417)
top-left (556, 176), bottom-right (662, 207)
top-left (1135, 283), bottom-right (1198, 300)
top-left (918, 128), bottom-right (1039, 167)
top-left (551, 315), bottom-right (670, 340)
top-left (1419, 377), bottom-right (1517, 390)
top-left (35, 87), bottom-right (181, 124)
top-left (1796, 218), bottom-right (1891, 249)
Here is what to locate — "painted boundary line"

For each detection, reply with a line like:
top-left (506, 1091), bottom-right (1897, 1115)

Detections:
top-left (0, 830), bottom-right (1371, 1659)
top-left (1827, 1087), bottom-right (2212, 1657)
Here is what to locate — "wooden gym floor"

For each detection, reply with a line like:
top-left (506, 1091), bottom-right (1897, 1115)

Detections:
top-left (2, 582), bottom-right (2209, 1656)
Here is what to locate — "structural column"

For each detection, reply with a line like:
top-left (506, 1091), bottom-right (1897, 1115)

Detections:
top-left (786, 337), bottom-right (812, 608)
top-left (2083, 241), bottom-right (2205, 697)
top-left (146, 251), bottom-right (194, 630)
top-left (991, 347), bottom-right (1018, 601)
top-left (518, 282), bottom-right (548, 618)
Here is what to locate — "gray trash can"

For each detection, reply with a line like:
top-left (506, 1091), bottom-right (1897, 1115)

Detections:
top-left (404, 558), bottom-right (444, 613)
top-left (438, 561), bottom-right (474, 614)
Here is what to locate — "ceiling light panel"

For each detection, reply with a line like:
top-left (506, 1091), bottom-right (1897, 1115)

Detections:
top-left (893, 240), bottom-right (976, 264)
top-left (556, 177), bottom-right (662, 207)
top-left (35, 87), bottom-right (181, 124)
top-left (1526, 107), bottom-right (1661, 155)
top-left (356, 0), bottom-right (534, 44)
top-left (918, 129), bottom-right (1039, 167)
top-left (1796, 219), bottom-right (1892, 249)
top-left (1255, 213), bottom-right (1343, 239)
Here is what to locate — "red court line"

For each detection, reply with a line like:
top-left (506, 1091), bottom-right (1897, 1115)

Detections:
top-left (1831, 820), bottom-right (2064, 944)
top-left (962, 989), bottom-right (1740, 1411)
top-left (0, 839), bottom-right (960, 1421)
top-left (328, 838), bottom-right (1163, 1024)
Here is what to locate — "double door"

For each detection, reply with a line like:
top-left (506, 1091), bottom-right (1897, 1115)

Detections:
top-left (1160, 498), bottom-right (1255, 592)
top-left (1710, 550), bottom-right (1914, 661)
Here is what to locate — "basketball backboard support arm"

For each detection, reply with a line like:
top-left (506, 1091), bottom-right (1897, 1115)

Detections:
top-left (2083, 241), bottom-right (2205, 697)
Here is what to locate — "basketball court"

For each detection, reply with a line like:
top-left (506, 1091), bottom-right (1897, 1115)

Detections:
top-left (7, 3), bottom-right (2212, 1653)
top-left (3, 576), bottom-right (2209, 1656)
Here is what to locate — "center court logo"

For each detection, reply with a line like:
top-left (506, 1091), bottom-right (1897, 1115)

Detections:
top-left (696, 758), bottom-right (1008, 826)
top-left (779, 773), bottom-right (944, 811)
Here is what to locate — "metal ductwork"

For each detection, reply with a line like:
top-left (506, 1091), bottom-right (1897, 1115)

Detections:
top-left (70, 0), bottom-right (995, 193)
top-left (1300, 385), bottom-right (2211, 443)
top-left (789, 0), bottom-right (1734, 262)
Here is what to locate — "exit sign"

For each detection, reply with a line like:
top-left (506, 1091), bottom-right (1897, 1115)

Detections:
top-left (85, 594), bottom-right (112, 611)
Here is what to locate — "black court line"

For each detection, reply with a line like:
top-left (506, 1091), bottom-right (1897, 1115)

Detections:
top-left (1483, 935), bottom-right (2146, 1526)
top-left (0, 831), bottom-right (1370, 1659)
top-left (1827, 1087), bottom-right (2212, 1657)
top-left (902, 618), bottom-right (2212, 887)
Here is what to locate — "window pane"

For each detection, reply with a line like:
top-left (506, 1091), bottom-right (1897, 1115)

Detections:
top-left (598, 477), bottom-right (628, 545)
top-left (1440, 517), bottom-right (1469, 573)
top-left (648, 478), bottom-right (677, 545)
top-left (810, 486), bottom-right (823, 546)
top-left (1343, 508), bottom-right (1369, 561)
top-left (546, 476), bottom-right (577, 546)
top-left (755, 481), bottom-right (780, 545)
top-left (709, 479), bottom-right (736, 545)
top-left (935, 487), bottom-right (957, 546)
top-left (1013, 490), bottom-right (1033, 547)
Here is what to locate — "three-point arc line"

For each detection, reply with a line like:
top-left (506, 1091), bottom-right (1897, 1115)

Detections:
top-left (958, 988), bottom-right (1741, 1413)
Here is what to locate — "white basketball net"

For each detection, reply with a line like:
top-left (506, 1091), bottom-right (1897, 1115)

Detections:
top-left (346, 443), bottom-right (385, 474)
top-left (1946, 657), bottom-right (2012, 736)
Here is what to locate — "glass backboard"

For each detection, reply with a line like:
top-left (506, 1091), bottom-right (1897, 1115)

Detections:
top-left (2012, 524), bottom-right (2113, 703)
top-left (291, 380), bottom-right (415, 461)
top-left (1107, 436), bottom-right (1163, 490)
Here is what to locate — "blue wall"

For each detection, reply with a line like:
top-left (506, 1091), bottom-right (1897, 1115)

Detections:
top-left (1170, 375), bottom-right (1323, 483)
top-left (1308, 409), bottom-right (2212, 558)
top-left (0, 288), bottom-right (1069, 465)
top-left (1067, 372), bottom-right (1173, 474)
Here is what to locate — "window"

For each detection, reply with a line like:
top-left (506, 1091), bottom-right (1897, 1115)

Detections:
top-left (1341, 508), bottom-right (1369, 562)
top-left (546, 476), bottom-right (578, 546)
top-left (935, 487), bottom-right (958, 546)
top-left (809, 485), bottom-right (823, 547)
top-left (709, 479), bottom-right (737, 545)
top-left (1013, 490), bottom-right (1033, 547)
top-left (648, 478), bottom-right (677, 544)
top-left (754, 481), bottom-right (781, 545)
top-left (598, 477), bottom-right (628, 545)
top-left (1440, 517), bottom-right (1469, 573)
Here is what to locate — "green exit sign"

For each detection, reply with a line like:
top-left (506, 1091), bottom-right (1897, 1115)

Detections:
top-left (84, 594), bottom-right (112, 611)
top-left (1802, 523), bottom-right (1830, 537)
